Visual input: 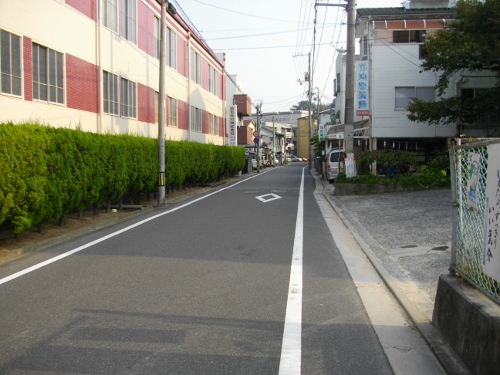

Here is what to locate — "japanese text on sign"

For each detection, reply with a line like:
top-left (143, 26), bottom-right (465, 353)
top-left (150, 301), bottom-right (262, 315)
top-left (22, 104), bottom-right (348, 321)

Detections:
top-left (355, 61), bottom-right (370, 116)
top-left (227, 105), bottom-right (237, 146)
top-left (483, 144), bottom-right (500, 281)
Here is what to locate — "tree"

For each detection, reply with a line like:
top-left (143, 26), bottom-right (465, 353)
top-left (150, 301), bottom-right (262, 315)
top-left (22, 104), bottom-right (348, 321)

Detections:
top-left (291, 100), bottom-right (331, 113)
top-left (407, 0), bottom-right (500, 126)
top-left (310, 135), bottom-right (325, 158)
top-left (291, 100), bottom-right (312, 111)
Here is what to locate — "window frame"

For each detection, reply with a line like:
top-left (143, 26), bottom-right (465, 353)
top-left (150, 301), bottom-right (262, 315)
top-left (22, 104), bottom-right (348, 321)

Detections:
top-left (103, 70), bottom-right (119, 115)
top-left (190, 48), bottom-right (201, 84)
top-left (120, 77), bottom-right (136, 118)
top-left (190, 105), bottom-right (202, 132)
top-left (209, 65), bottom-right (218, 96)
top-left (209, 113), bottom-right (219, 135)
top-left (167, 27), bottom-right (176, 69)
top-left (168, 96), bottom-right (177, 127)
top-left (0, 29), bottom-right (22, 97)
top-left (120, 0), bottom-right (136, 44)
top-left (393, 30), bottom-right (426, 44)
top-left (395, 86), bottom-right (435, 110)
top-left (32, 43), bottom-right (64, 104)
top-left (103, 0), bottom-right (118, 32)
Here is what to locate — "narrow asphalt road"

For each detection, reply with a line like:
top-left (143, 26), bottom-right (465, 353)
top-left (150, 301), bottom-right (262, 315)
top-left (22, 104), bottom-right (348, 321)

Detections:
top-left (0, 165), bottom-right (443, 374)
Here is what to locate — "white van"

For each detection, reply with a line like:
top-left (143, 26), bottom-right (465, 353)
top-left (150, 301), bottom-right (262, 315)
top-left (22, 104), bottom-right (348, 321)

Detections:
top-left (326, 150), bottom-right (346, 182)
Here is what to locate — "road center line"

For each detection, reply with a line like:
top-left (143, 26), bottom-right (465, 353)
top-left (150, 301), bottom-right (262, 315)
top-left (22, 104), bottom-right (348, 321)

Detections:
top-left (279, 167), bottom-right (304, 374)
top-left (0, 172), bottom-right (269, 286)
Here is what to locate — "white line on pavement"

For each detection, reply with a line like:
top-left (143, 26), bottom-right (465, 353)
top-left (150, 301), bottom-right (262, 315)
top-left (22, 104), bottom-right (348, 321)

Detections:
top-left (279, 167), bottom-right (305, 375)
top-left (0, 172), bottom-right (269, 286)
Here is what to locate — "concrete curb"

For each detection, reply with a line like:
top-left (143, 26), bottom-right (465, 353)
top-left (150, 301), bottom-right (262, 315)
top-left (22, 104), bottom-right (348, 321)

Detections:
top-left (314, 172), bottom-right (471, 375)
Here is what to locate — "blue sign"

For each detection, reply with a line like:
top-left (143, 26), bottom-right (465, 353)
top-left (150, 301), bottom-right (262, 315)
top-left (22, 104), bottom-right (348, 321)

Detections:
top-left (253, 137), bottom-right (259, 144)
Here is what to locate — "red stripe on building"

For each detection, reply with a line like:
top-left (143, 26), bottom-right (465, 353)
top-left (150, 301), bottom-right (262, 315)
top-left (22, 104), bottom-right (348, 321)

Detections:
top-left (66, 54), bottom-right (99, 113)
top-left (23, 37), bottom-right (32, 102)
top-left (66, 0), bottom-right (96, 21)
top-left (138, 83), bottom-right (155, 124)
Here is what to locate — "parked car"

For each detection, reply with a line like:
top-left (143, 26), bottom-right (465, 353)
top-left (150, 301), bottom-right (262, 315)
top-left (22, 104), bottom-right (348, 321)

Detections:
top-left (287, 155), bottom-right (303, 162)
top-left (326, 150), bottom-right (346, 182)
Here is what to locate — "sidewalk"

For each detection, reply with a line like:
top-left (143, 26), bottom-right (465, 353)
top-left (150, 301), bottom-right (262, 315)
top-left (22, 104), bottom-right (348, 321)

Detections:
top-left (313, 171), bottom-right (471, 375)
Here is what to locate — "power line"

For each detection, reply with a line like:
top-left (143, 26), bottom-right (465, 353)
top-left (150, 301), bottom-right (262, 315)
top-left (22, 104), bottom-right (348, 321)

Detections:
top-left (188, 0), bottom-right (298, 23)
top-left (204, 24), bottom-right (341, 41)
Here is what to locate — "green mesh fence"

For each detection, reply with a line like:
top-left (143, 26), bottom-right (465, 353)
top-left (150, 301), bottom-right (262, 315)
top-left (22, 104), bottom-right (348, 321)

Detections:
top-left (453, 139), bottom-right (500, 303)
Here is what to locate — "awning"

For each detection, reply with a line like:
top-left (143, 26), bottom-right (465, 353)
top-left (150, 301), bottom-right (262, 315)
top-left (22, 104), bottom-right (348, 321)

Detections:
top-left (372, 19), bottom-right (452, 30)
top-left (326, 119), bottom-right (370, 140)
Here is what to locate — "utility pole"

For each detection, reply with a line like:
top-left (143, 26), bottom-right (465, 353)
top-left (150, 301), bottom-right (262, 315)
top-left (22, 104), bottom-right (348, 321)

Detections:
top-left (344, 0), bottom-right (356, 155)
top-left (273, 114), bottom-right (276, 167)
top-left (293, 52), bottom-right (313, 168)
top-left (307, 52), bottom-right (313, 169)
top-left (157, 0), bottom-right (167, 207)
top-left (315, 0), bottom-right (356, 154)
top-left (256, 102), bottom-right (261, 173)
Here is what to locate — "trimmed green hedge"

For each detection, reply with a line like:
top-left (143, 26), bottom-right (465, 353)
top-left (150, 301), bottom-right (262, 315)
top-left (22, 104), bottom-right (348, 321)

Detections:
top-left (0, 122), bottom-right (246, 235)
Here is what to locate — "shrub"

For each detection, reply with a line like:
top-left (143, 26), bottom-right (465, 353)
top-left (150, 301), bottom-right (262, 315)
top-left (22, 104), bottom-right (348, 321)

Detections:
top-left (0, 122), bottom-right (246, 235)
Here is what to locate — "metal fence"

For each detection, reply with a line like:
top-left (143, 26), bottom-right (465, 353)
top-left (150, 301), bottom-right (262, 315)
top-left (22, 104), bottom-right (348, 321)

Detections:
top-left (451, 138), bottom-right (500, 304)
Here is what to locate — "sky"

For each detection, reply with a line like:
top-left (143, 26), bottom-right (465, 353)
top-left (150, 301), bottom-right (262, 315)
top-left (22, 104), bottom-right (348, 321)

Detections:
top-left (171, 0), bottom-right (405, 113)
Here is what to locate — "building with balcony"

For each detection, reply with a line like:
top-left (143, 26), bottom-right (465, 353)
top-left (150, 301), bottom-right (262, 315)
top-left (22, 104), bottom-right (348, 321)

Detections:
top-left (0, 0), bottom-right (226, 145)
top-left (329, 0), bottom-right (487, 162)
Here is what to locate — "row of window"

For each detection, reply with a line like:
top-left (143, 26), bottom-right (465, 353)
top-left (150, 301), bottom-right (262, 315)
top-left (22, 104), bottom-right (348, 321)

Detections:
top-left (1, 30), bottom-right (64, 103)
top-left (103, 0), bottom-right (219, 91)
top-left (395, 86), bottom-right (434, 109)
top-left (1, 28), bottom-right (220, 132)
top-left (103, 0), bottom-right (136, 43)
top-left (188, 106), bottom-right (219, 135)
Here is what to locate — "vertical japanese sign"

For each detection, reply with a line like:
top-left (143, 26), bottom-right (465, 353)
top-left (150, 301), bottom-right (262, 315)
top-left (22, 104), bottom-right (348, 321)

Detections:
top-left (318, 122), bottom-right (325, 141)
top-left (227, 105), bottom-right (237, 146)
top-left (483, 144), bottom-right (500, 282)
top-left (345, 153), bottom-right (357, 178)
top-left (467, 152), bottom-right (481, 211)
top-left (355, 61), bottom-right (370, 116)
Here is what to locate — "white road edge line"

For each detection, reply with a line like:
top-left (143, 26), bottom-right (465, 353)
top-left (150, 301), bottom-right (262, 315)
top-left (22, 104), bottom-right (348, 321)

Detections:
top-left (279, 166), bottom-right (304, 375)
top-left (0, 171), bottom-right (270, 286)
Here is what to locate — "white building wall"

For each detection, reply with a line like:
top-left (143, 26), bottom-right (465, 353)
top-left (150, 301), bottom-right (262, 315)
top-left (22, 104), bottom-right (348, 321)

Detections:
top-left (0, 0), bottom-right (226, 144)
top-left (370, 43), bottom-right (455, 138)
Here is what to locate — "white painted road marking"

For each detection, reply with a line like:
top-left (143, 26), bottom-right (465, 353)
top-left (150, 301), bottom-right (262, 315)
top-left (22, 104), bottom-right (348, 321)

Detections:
top-left (256, 193), bottom-right (282, 203)
top-left (279, 167), bottom-right (305, 375)
top-left (0, 173), bottom-right (268, 286)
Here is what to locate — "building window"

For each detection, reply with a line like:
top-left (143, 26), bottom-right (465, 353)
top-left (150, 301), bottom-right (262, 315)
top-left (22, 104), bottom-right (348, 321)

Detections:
top-left (209, 65), bottom-right (218, 96)
top-left (0, 29), bottom-right (21, 96)
top-left (120, 0), bottom-right (136, 43)
top-left (360, 35), bottom-right (369, 56)
top-left (393, 30), bottom-right (426, 43)
top-left (419, 44), bottom-right (429, 60)
top-left (209, 114), bottom-right (215, 134)
top-left (103, 0), bottom-right (118, 32)
top-left (395, 86), bottom-right (434, 109)
top-left (32, 43), bottom-right (64, 104)
top-left (190, 48), bottom-right (201, 84)
top-left (167, 28), bottom-right (176, 69)
top-left (154, 17), bottom-right (160, 59)
top-left (168, 96), bottom-right (177, 127)
top-left (190, 106), bottom-right (202, 132)
top-left (120, 77), bottom-right (136, 118)
top-left (103, 71), bottom-right (119, 115)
